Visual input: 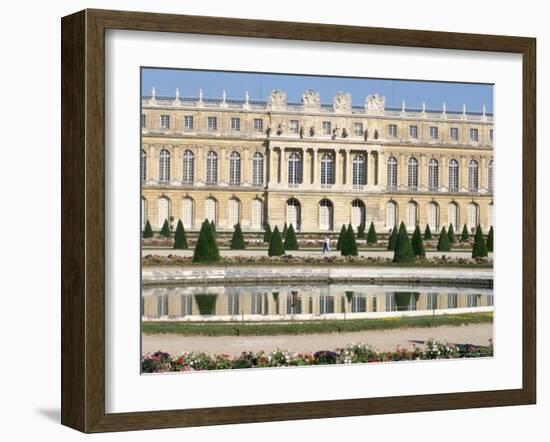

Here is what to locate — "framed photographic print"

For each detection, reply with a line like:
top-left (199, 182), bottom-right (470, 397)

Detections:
top-left (61, 9), bottom-right (536, 433)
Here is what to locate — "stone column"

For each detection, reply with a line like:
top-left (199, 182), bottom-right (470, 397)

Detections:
top-left (219, 147), bottom-right (227, 184)
top-left (480, 156), bottom-right (487, 190)
top-left (303, 148), bottom-right (311, 186)
top-left (280, 147), bottom-right (287, 185)
top-left (312, 148), bottom-right (318, 185)
top-left (334, 149), bottom-right (340, 186)
top-left (420, 154), bottom-right (427, 189)
top-left (173, 145), bottom-right (182, 184)
top-left (379, 152), bottom-right (386, 189)
top-left (400, 153), bottom-right (407, 189)
top-left (242, 147), bottom-right (250, 185)
top-left (346, 149), bottom-right (352, 186)
top-left (440, 156), bottom-right (448, 191)
top-left (267, 146), bottom-right (274, 187)
top-left (460, 155), bottom-right (468, 191)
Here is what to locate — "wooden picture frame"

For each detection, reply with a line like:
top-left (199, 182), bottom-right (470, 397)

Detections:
top-left (61, 8), bottom-right (536, 433)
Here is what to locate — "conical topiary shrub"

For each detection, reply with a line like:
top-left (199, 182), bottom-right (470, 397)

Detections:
top-left (282, 222), bottom-right (288, 241)
top-left (284, 223), bottom-right (299, 251)
top-left (436, 226), bottom-right (451, 252)
top-left (341, 224), bottom-right (358, 256)
top-left (486, 225), bottom-right (494, 252)
top-left (424, 224), bottom-right (432, 240)
top-left (448, 223), bottom-right (456, 243)
top-left (268, 226), bottom-right (285, 257)
top-left (367, 221), bottom-right (378, 245)
top-left (336, 224), bottom-right (347, 251)
top-left (160, 219), bottom-right (171, 238)
top-left (461, 224), bottom-right (469, 242)
top-left (143, 220), bottom-right (154, 239)
top-left (263, 223), bottom-right (272, 243)
top-left (393, 222), bottom-right (415, 263)
top-left (472, 225), bottom-right (488, 258)
top-left (411, 225), bottom-right (426, 257)
top-left (173, 219), bottom-right (188, 249)
top-left (210, 220), bottom-right (216, 237)
top-left (230, 223), bottom-right (246, 250)
top-left (193, 219), bottom-right (220, 262)
top-left (387, 226), bottom-right (398, 251)
top-left (357, 224), bottom-right (366, 239)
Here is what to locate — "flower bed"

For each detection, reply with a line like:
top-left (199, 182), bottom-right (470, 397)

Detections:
top-left (141, 340), bottom-right (493, 373)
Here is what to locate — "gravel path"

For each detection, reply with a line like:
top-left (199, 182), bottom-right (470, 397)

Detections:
top-left (142, 323), bottom-right (493, 357)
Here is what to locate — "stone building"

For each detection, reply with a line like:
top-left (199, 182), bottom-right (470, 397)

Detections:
top-left (141, 88), bottom-right (494, 234)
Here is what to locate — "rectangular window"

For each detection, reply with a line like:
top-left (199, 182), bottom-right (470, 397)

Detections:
top-left (353, 122), bottom-right (363, 136)
top-left (450, 127), bottom-right (459, 141)
top-left (388, 124), bottom-right (397, 138)
top-left (470, 128), bottom-right (479, 142)
top-left (253, 118), bottom-right (263, 133)
top-left (160, 114), bottom-right (170, 129)
top-left (409, 125), bottom-right (418, 139)
top-left (322, 121), bottom-right (332, 135)
top-left (429, 126), bottom-right (439, 140)
top-left (230, 117), bottom-right (241, 132)
top-left (289, 120), bottom-right (299, 134)
top-left (207, 116), bottom-right (217, 131)
top-left (184, 115), bottom-right (194, 130)
top-left (141, 114), bottom-right (146, 128)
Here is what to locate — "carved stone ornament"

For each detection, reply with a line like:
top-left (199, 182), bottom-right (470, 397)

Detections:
top-left (301, 89), bottom-right (321, 107)
top-left (366, 94), bottom-right (386, 112)
top-left (333, 91), bottom-right (352, 112)
top-left (268, 90), bottom-right (287, 109)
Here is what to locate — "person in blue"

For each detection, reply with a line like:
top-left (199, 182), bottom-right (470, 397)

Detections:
top-left (322, 236), bottom-right (331, 254)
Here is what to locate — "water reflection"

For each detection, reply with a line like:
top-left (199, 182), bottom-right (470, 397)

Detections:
top-left (142, 284), bottom-right (493, 321)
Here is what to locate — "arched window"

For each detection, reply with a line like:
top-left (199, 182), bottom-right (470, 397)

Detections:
top-left (228, 197), bottom-right (240, 227)
top-left (428, 159), bottom-right (439, 191)
top-left (386, 201), bottom-right (397, 228)
top-left (252, 152), bottom-right (264, 186)
top-left (157, 196), bottom-right (170, 228)
top-left (352, 154), bottom-right (366, 189)
top-left (387, 156), bottom-right (397, 189)
top-left (468, 160), bottom-right (479, 191)
top-left (407, 201), bottom-right (418, 230)
top-left (206, 151), bottom-right (218, 184)
top-left (205, 197), bottom-right (217, 225)
top-left (488, 203), bottom-right (494, 228)
top-left (320, 153), bottom-right (335, 188)
top-left (159, 149), bottom-right (170, 183)
top-left (229, 151), bottom-right (241, 185)
top-left (251, 198), bottom-right (263, 229)
top-left (488, 159), bottom-right (494, 192)
top-left (182, 197), bottom-right (193, 229)
top-left (141, 149), bottom-right (147, 182)
top-left (319, 199), bottom-right (334, 231)
top-left (448, 202), bottom-right (459, 230)
top-left (448, 159), bottom-right (459, 192)
top-left (286, 198), bottom-right (301, 230)
top-left (141, 197), bottom-right (147, 229)
top-left (351, 200), bottom-right (365, 230)
top-left (467, 203), bottom-right (479, 230)
top-left (427, 202), bottom-right (439, 232)
top-left (182, 150), bottom-right (194, 184)
top-left (288, 152), bottom-right (302, 187)
top-left (408, 158), bottom-right (418, 190)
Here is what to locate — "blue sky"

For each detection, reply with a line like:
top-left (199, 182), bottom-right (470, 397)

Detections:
top-left (142, 68), bottom-right (493, 113)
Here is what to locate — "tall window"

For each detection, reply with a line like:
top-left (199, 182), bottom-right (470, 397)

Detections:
top-left (157, 196), bottom-right (170, 228)
top-left (251, 198), bottom-right (263, 229)
top-left (286, 198), bottom-right (301, 230)
top-left (386, 201), bottom-right (397, 228)
top-left (450, 127), bottom-right (459, 141)
top-left (408, 158), bottom-right (418, 190)
top-left (353, 123), bottom-right (363, 136)
top-left (253, 118), bottom-right (263, 133)
top-left (468, 159), bottom-right (479, 191)
top-left (182, 197), bottom-right (193, 229)
top-left (206, 151), bottom-right (218, 184)
top-left (409, 125), bottom-right (418, 139)
top-left (207, 116), bottom-right (217, 131)
top-left (159, 149), bottom-right (170, 182)
top-left (407, 202), bottom-right (418, 230)
top-left (141, 114), bottom-right (146, 128)
top-left (352, 154), bottom-right (366, 189)
top-left (288, 152), bottom-right (302, 187)
top-left (228, 198), bottom-right (240, 227)
top-left (448, 203), bottom-right (459, 230)
top-left (448, 159), bottom-right (459, 191)
top-left (387, 156), bottom-right (398, 189)
top-left (320, 153), bottom-right (335, 188)
top-left (184, 115), bottom-right (193, 130)
top-left (160, 114), bottom-right (170, 129)
top-left (318, 199), bottom-right (334, 231)
top-left (429, 126), bottom-right (439, 139)
top-left (351, 200), bottom-right (365, 230)
top-left (467, 203), bottom-right (478, 230)
top-left (229, 151), bottom-right (241, 185)
top-left (289, 120), bottom-right (299, 134)
top-left (205, 197), bottom-right (217, 225)
top-left (252, 152), bottom-right (264, 186)
top-left (428, 159), bottom-right (439, 191)
top-left (182, 150), bottom-right (194, 184)
top-left (388, 124), bottom-right (397, 138)
top-left (427, 202), bottom-right (439, 231)
top-left (141, 149), bottom-right (146, 182)
top-left (488, 203), bottom-right (494, 228)
top-left (488, 160), bottom-right (494, 192)
top-left (230, 117), bottom-right (240, 132)
top-left (470, 128), bottom-right (479, 142)
top-left (322, 121), bottom-right (332, 135)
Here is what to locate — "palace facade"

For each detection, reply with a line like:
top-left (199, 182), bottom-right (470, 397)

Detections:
top-left (141, 88), bottom-right (494, 234)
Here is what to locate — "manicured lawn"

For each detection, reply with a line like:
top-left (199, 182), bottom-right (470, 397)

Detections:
top-left (142, 312), bottom-right (493, 337)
